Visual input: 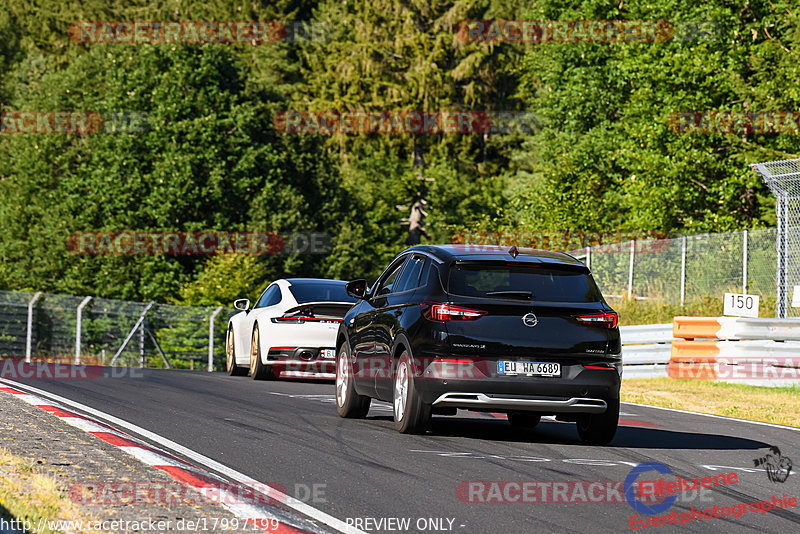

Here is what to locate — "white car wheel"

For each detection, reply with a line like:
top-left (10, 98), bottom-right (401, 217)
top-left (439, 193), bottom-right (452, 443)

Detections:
top-left (335, 340), bottom-right (370, 418)
top-left (226, 328), bottom-right (247, 376)
top-left (392, 351), bottom-right (430, 434)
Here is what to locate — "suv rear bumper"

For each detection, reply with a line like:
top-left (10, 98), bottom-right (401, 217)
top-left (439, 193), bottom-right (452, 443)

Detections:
top-left (431, 393), bottom-right (608, 413)
top-left (411, 359), bottom-right (620, 414)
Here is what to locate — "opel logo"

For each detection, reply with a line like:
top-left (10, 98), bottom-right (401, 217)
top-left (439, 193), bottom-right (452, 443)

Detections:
top-left (522, 313), bottom-right (538, 327)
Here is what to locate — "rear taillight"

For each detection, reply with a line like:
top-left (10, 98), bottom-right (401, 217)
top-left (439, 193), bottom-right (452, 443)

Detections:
top-left (421, 302), bottom-right (486, 322)
top-left (575, 312), bottom-right (618, 329)
top-left (583, 361), bottom-right (623, 376)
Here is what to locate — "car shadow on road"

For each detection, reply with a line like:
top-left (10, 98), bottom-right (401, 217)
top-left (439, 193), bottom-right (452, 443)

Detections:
top-left (422, 417), bottom-right (771, 450)
top-left (607, 425), bottom-right (770, 450)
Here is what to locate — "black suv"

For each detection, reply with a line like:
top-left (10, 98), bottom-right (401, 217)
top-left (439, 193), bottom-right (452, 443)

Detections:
top-left (334, 245), bottom-right (621, 444)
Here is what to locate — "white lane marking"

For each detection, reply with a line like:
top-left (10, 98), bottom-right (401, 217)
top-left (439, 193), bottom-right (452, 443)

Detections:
top-left (407, 449), bottom-right (781, 474)
top-left (61, 417), bottom-right (114, 433)
top-left (409, 449), bottom-right (554, 462)
top-left (622, 401), bottom-right (800, 432)
top-left (226, 501), bottom-right (279, 519)
top-left (5, 386), bottom-right (321, 530)
top-left (280, 371), bottom-right (336, 379)
top-left (7, 392), bottom-right (136, 439)
top-left (16, 394), bottom-right (49, 405)
top-left (0, 378), bottom-right (366, 534)
top-left (268, 392), bottom-right (393, 412)
top-left (120, 446), bottom-right (189, 467)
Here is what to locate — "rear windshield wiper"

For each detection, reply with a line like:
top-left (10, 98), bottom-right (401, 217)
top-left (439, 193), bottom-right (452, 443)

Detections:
top-left (485, 291), bottom-right (533, 300)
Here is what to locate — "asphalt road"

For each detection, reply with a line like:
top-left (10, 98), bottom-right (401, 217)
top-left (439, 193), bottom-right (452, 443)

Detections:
top-left (4, 368), bottom-right (799, 534)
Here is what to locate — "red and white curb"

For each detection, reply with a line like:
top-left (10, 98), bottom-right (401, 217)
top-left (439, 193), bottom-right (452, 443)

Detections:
top-left (0, 385), bottom-right (323, 534)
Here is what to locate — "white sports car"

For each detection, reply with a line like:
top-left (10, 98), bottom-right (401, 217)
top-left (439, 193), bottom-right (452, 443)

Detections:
top-left (225, 278), bottom-right (357, 380)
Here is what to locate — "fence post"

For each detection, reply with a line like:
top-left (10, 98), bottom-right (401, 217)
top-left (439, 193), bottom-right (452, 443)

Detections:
top-left (743, 229), bottom-right (748, 295)
top-left (208, 306), bottom-right (224, 372)
top-left (585, 246), bottom-right (591, 270)
top-left (627, 240), bottom-right (635, 299)
top-left (74, 296), bottom-right (92, 365)
top-left (25, 292), bottom-right (43, 363)
top-left (680, 235), bottom-right (687, 307)
top-left (777, 196), bottom-right (787, 318)
top-left (139, 321), bottom-right (146, 368)
top-left (110, 301), bottom-right (155, 366)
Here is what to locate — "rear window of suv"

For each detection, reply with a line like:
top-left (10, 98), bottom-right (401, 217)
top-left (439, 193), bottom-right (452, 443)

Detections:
top-left (448, 263), bottom-right (601, 303)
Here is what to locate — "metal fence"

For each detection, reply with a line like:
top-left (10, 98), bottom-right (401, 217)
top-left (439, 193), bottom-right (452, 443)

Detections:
top-left (753, 159), bottom-right (800, 318)
top-left (574, 228), bottom-right (777, 310)
top-left (0, 290), bottom-right (235, 371)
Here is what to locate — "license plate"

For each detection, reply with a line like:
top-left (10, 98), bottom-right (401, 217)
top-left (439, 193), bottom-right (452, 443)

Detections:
top-left (320, 349), bottom-right (336, 359)
top-left (498, 361), bottom-right (560, 377)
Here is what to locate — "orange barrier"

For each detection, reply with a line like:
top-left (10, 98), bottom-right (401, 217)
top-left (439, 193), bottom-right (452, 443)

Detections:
top-left (669, 316), bottom-right (800, 383)
top-left (669, 340), bottom-right (719, 362)
top-left (672, 317), bottom-right (721, 340)
top-left (669, 338), bottom-right (719, 380)
top-left (668, 316), bottom-right (800, 384)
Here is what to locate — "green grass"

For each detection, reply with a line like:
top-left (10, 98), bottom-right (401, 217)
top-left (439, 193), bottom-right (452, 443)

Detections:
top-left (0, 448), bottom-right (96, 534)
top-left (613, 294), bottom-right (777, 326)
top-left (621, 378), bottom-right (800, 427)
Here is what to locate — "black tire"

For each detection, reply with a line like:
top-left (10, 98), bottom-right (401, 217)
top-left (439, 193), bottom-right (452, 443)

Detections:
top-left (249, 324), bottom-right (275, 381)
top-left (335, 341), bottom-right (371, 418)
top-left (577, 398), bottom-right (619, 445)
top-left (508, 413), bottom-right (541, 429)
top-left (393, 351), bottom-right (431, 434)
top-left (226, 327), bottom-right (247, 376)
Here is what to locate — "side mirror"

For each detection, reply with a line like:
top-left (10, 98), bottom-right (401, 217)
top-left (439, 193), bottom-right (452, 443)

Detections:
top-left (233, 298), bottom-right (250, 311)
top-left (345, 279), bottom-right (368, 300)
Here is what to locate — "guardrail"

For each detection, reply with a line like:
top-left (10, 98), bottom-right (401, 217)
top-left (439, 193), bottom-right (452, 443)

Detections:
top-left (673, 316), bottom-right (800, 341)
top-left (620, 323), bottom-right (673, 379)
top-left (670, 316), bottom-right (800, 387)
